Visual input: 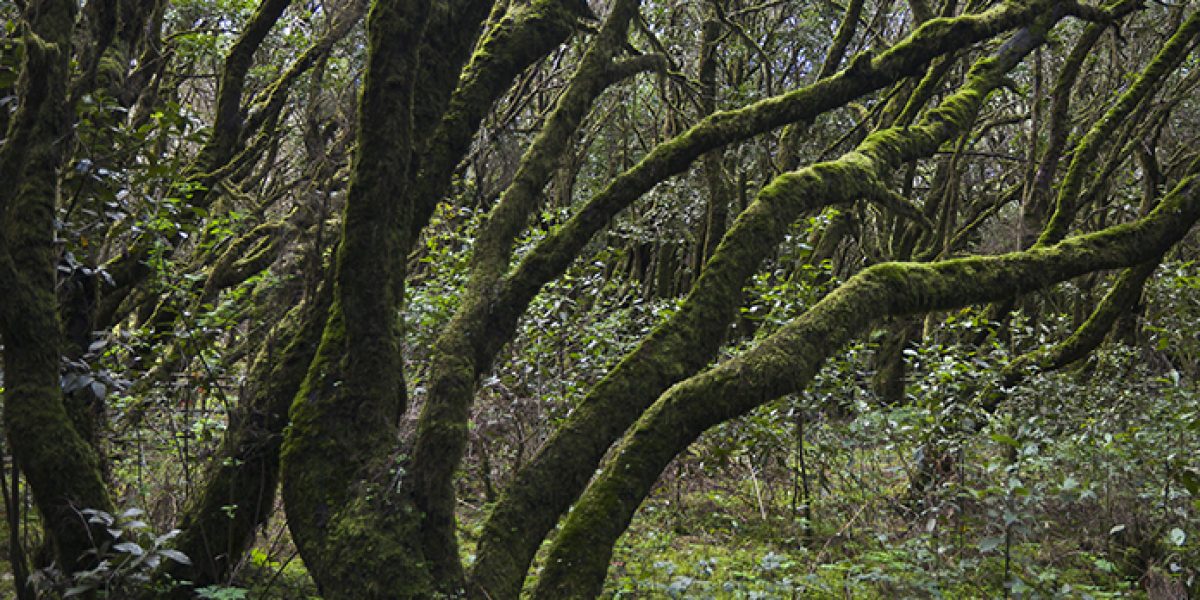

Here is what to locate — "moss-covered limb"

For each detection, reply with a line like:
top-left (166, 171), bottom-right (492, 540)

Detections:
top-left (498, 0), bottom-right (1056, 312)
top-left (199, 221), bottom-right (285, 301)
top-left (984, 157), bottom-right (1183, 403)
top-left (1037, 7), bottom-right (1200, 247)
top-left (696, 11), bottom-right (730, 272)
top-left (162, 283), bottom-right (329, 593)
top-left (821, 0), bottom-right (868, 80)
top-left (993, 258), bottom-right (1160, 394)
top-left (972, 4), bottom-right (1135, 339)
top-left (478, 19), bottom-right (1057, 597)
top-left (409, 0), bottom-right (642, 593)
top-left (198, 0), bottom-right (294, 173)
top-left (279, 0), bottom-right (433, 596)
top-left (239, 0), bottom-right (366, 143)
top-left (0, 0), bottom-right (116, 573)
top-left (407, 0), bottom-right (590, 242)
top-left (474, 166), bottom-right (886, 599)
top-left (409, 0), bottom-right (508, 149)
top-left (534, 166), bottom-right (1200, 599)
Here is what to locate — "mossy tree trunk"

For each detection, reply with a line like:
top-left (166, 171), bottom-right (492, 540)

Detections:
top-left (528, 13), bottom-right (1068, 595)
top-left (472, 3), bottom-right (1067, 594)
top-left (0, 0), bottom-right (116, 573)
top-left (278, 0), bottom-right (435, 593)
top-left (534, 144), bottom-right (1200, 600)
top-left (278, 0), bottom-right (595, 596)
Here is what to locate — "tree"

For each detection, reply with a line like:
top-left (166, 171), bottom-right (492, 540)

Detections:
top-left (1, 0), bottom-right (1199, 597)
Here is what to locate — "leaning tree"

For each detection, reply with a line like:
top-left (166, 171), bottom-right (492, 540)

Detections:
top-left (2, 0), bottom-right (1199, 597)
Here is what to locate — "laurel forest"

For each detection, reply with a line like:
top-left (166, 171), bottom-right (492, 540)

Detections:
top-left (2, 0), bottom-right (1200, 597)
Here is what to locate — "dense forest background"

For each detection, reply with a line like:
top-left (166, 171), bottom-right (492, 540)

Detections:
top-left (2, 0), bottom-right (1200, 597)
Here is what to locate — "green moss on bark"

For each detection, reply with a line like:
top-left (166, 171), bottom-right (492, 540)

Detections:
top-left (477, 9), bottom-right (1059, 596)
top-left (534, 164), bottom-right (1200, 598)
top-left (1038, 8), bottom-right (1200, 246)
top-left (0, 0), bottom-right (115, 574)
top-left (278, 0), bottom-right (435, 595)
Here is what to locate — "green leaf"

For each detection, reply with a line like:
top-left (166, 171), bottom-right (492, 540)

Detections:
top-left (978, 536), bottom-right (1005, 552)
top-left (1169, 528), bottom-right (1186, 546)
top-left (1179, 469), bottom-right (1200, 495)
top-left (114, 541), bottom-right (144, 556)
top-left (159, 549), bottom-right (191, 565)
top-left (990, 433), bottom-right (1020, 448)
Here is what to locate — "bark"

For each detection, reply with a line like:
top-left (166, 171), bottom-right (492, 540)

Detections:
top-left (1037, 8), bottom-right (1200, 246)
top-left (537, 145), bottom-right (1200, 600)
top-left (201, 0), bottom-right (294, 174)
top-left (279, 0), bottom-right (433, 596)
top-left (871, 318), bottom-right (919, 405)
top-left (407, 0), bottom-right (645, 593)
top-left (0, 0), bottom-right (115, 573)
top-left (407, 0), bottom-right (594, 243)
top-left (278, 0), bottom-right (589, 594)
top-left (472, 3), bottom-right (1068, 594)
top-left (530, 14), bottom-right (1065, 596)
top-left (1019, 17), bottom-right (1105, 248)
top-left (696, 13), bottom-right (731, 269)
top-left (236, 1), bottom-right (368, 166)
top-left (988, 257), bottom-right (1161, 406)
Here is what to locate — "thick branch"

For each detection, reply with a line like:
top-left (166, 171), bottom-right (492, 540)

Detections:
top-left (279, 0), bottom-right (433, 596)
top-left (482, 7), bottom-right (1064, 595)
top-left (0, 0), bottom-right (115, 572)
top-left (408, 0), bottom-right (591, 241)
top-left (407, 0), bottom-right (644, 594)
top-left (1037, 8), bottom-right (1200, 246)
top-left (538, 157), bottom-right (1200, 599)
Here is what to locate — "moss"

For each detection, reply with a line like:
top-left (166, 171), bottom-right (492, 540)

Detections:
top-left (278, 0), bottom-right (451, 594)
top-left (985, 257), bottom-right (1161, 412)
top-left (498, 0), bottom-right (1054, 310)
top-left (476, 18), bottom-right (1038, 589)
top-left (167, 284), bottom-right (329, 591)
top-left (520, 12), bottom-right (1072, 594)
top-left (403, 0), bottom-right (644, 591)
top-left (408, 0), bottom-right (583, 242)
top-left (1, 0), bottom-right (115, 574)
top-left (538, 163), bottom-right (1200, 596)
top-left (1038, 9), bottom-right (1200, 246)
